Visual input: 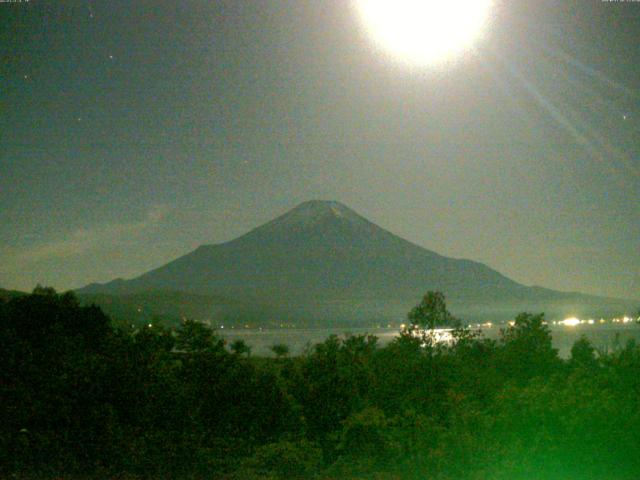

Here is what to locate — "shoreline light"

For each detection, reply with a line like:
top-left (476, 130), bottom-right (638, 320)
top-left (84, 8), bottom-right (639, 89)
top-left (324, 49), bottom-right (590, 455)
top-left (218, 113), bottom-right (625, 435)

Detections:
top-left (559, 317), bottom-right (581, 327)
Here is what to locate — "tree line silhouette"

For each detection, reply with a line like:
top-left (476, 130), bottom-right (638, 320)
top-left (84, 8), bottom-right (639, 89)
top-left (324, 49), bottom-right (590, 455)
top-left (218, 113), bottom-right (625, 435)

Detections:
top-left (2, 287), bottom-right (640, 479)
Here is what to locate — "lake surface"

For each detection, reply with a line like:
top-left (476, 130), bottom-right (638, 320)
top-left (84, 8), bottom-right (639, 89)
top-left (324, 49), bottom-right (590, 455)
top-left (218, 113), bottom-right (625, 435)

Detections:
top-left (220, 324), bottom-right (640, 358)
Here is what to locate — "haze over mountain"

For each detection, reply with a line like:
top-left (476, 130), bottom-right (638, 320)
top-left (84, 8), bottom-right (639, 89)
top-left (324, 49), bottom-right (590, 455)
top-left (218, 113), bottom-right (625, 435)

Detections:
top-left (79, 201), bottom-right (636, 324)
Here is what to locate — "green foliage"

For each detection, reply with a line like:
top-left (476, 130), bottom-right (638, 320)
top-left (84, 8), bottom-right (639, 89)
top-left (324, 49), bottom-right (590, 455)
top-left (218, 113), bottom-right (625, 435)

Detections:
top-left (243, 439), bottom-right (323, 479)
top-left (3, 289), bottom-right (640, 479)
top-left (407, 291), bottom-right (458, 329)
top-left (499, 312), bottom-right (560, 382)
top-left (175, 318), bottom-right (225, 353)
top-left (296, 334), bottom-right (380, 442)
top-left (569, 335), bottom-right (598, 369)
top-left (230, 338), bottom-right (252, 356)
top-left (271, 343), bottom-right (290, 358)
top-left (338, 407), bottom-right (393, 458)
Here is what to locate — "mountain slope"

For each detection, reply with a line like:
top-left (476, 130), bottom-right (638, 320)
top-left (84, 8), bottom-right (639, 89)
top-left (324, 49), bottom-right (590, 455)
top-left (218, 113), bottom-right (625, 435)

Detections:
top-left (76, 290), bottom-right (253, 327)
top-left (79, 201), bottom-right (635, 323)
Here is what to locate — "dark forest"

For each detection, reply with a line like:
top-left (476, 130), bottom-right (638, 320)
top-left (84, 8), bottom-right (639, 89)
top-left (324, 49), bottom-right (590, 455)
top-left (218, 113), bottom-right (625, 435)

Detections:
top-left (2, 288), bottom-right (640, 479)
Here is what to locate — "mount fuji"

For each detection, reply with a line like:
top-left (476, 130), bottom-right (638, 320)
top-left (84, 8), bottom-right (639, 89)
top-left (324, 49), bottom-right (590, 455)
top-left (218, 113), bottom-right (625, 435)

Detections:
top-left (78, 201), bottom-right (635, 324)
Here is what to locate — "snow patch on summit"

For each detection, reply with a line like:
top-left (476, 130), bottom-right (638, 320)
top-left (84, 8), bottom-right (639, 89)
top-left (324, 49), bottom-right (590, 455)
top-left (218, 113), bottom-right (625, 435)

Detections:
top-left (330, 206), bottom-right (343, 218)
top-left (275, 200), bottom-right (359, 226)
top-left (239, 200), bottom-right (373, 239)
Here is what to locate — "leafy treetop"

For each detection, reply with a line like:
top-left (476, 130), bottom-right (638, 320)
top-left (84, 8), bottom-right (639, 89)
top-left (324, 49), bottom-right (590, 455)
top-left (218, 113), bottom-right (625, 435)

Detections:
top-left (407, 291), bottom-right (458, 329)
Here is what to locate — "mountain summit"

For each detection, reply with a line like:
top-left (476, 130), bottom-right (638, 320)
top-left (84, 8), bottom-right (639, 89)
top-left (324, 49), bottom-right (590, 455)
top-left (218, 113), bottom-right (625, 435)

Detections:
top-left (79, 201), bottom-right (632, 324)
top-left (263, 200), bottom-right (365, 227)
top-left (231, 200), bottom-right (393, 248)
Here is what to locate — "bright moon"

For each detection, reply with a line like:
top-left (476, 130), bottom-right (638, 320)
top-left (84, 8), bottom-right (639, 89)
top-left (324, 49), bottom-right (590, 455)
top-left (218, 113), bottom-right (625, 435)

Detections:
top-left (355, 0), bottom-right (493, 66)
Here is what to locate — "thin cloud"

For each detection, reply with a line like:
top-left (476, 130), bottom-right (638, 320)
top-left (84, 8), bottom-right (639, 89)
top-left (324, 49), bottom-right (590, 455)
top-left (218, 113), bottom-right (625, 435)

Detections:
top-left (6, 205), bottom-right (168, 264)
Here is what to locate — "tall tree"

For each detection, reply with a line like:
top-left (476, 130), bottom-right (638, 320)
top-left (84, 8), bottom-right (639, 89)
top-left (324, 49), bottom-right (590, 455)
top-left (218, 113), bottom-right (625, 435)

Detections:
top-left (499, 312), bottom-right (559, 382)
top-left (407, 291), bottom-right (458, 329)
top-left (175, 319), bottom-right (224, 353)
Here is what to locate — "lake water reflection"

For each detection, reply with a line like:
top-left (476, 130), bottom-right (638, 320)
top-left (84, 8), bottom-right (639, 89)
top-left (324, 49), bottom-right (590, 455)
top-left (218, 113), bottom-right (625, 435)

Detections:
top-left (220, 324), bottom-right (640, 358)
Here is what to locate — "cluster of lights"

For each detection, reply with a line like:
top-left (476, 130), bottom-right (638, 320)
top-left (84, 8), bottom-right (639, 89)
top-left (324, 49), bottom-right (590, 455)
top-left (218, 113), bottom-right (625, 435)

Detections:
top-left (613, 316), bottom-right (635, 324)
top-left (552, 316), bottom-right (638, 327)
top-left (213, 322), bottom-right (299, 330)
top-left (410, 327), bottom-right (455, 345)
top-left (465, 322), bottom-right (494, 329)
top-left (557, 317), bottom-right (581, 327)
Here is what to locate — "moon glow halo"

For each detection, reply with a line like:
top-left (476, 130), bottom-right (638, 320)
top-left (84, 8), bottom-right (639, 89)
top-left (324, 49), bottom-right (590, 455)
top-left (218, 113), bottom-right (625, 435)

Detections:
top-left (355, 0), bottom-right (493, 66)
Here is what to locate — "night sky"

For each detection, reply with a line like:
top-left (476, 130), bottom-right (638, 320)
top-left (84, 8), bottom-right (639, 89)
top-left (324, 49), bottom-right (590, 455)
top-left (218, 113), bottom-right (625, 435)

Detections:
top-left (2, 0), bottom-right (639, 300)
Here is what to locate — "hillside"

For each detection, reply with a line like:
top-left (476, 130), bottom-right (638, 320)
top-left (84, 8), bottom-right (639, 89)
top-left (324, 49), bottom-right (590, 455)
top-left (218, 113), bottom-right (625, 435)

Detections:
top-left (76, 290), bottom-right (260, 327)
